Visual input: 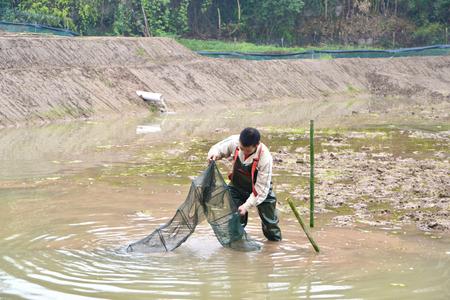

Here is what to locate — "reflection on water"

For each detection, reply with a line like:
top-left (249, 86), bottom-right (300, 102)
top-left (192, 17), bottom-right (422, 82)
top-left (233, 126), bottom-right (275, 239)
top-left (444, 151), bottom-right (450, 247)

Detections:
top-left (136, 124), bottom-right (161, 134)
top-left (0, 120), bottom-right (139, 181)
top-left (1, 109), bottom-right (449, 299)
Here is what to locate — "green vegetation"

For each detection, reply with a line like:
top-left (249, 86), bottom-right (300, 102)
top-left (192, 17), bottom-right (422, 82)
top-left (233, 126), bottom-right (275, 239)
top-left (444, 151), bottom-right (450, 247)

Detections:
top-left (177, 38), bottom-right (307, 53)
top-left (40, 105), bottom-right (93, 119)
top-left (346, 84), bottom-right (360, 94)
top-left (317, 53), bottom-right (334, 60)
top-left (326, 203), bottom-right (354, 215)
top-left (1, 1), bottom-right (449, 47)
top-left (177, 38), bottom-right (382, 52)
top-left (135, 47), bottom-right (147, 57)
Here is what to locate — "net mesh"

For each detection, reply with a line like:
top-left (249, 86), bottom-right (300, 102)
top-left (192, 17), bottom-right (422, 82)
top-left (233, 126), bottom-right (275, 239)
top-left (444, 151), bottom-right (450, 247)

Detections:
top-left (198, 44), bottom-right (450, 60)
top-left (127, 161), bottom-right (260, 252)
top-left (0, 21), bottom-right (78, 36)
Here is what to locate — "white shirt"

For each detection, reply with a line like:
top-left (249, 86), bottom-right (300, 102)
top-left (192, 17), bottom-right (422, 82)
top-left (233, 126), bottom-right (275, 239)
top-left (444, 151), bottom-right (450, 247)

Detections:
top-left (207, 135), bottom-right (273, 210)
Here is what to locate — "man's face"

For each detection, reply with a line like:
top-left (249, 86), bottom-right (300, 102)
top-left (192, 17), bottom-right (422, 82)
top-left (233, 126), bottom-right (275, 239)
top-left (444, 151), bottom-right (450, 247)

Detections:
top-left (239, 142), bottom-right (258, 156)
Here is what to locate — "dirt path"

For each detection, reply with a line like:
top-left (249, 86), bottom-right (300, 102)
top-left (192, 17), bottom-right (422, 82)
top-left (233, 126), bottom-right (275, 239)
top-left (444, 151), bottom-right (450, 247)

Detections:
top-left (0, 36), bottom-right (449, 126)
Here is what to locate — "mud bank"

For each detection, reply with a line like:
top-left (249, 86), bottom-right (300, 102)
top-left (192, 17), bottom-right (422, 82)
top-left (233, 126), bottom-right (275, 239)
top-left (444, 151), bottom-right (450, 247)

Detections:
top-left (269, 128), bottom-right (450, 232)
top-left (0, 36), bottom-right (449, 126)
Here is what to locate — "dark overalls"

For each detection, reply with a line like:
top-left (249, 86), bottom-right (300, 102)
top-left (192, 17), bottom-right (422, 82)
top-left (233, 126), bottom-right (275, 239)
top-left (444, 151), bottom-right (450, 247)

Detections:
top-left (229, 148), bottom-right (282, 241)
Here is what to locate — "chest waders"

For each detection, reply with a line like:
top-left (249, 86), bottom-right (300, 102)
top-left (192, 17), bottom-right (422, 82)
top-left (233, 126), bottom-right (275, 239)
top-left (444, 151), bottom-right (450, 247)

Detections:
top-left (229, 147), bottom-right (282, 241)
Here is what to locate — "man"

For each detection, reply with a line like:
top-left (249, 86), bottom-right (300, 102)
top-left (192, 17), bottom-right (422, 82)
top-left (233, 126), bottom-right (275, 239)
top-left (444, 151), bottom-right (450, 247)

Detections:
top-left (207, 127), bottom-right (282, 241)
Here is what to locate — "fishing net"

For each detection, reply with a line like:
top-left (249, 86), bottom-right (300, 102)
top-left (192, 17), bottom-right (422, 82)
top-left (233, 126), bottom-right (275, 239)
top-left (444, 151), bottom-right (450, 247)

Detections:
top-left (127, 161), bottom-right (261, 253)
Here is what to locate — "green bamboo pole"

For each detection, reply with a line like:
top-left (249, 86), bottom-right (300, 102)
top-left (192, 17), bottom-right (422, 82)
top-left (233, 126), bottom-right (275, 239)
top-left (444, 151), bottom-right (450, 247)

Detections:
top-left (310, 120), bottom-right (315, 228)
top-left (287, 198), bottom-right (320, 253)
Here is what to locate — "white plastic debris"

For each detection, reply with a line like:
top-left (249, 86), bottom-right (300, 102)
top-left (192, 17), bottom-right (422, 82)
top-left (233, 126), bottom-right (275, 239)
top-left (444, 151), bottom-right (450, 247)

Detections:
top-left (136, 91), bottom-right (163, 101)
top-left (136, 90), bottom-right (167, 112)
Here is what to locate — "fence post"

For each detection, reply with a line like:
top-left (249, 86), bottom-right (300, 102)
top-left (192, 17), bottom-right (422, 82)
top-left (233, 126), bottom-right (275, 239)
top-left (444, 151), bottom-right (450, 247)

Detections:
top-left (446, 27), bottom-right (448, 44)
top-left (392, 31), bottom-right (396, 48)
top-left (310, 120), bottom-right (315, 228)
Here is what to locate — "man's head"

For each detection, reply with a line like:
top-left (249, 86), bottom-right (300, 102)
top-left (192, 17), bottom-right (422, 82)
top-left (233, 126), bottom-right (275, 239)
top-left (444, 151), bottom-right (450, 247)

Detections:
top-left (239, 127), bottom-right (260, 156)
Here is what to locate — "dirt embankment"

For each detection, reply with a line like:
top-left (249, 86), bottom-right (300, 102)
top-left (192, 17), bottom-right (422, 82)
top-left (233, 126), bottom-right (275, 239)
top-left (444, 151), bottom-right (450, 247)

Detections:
top-left (0, 36), bottom-right (449, 126)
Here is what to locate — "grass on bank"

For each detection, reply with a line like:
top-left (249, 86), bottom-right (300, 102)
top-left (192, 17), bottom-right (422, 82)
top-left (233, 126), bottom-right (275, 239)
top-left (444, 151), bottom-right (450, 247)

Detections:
top-left (176, 38), bottom-right (383, 53)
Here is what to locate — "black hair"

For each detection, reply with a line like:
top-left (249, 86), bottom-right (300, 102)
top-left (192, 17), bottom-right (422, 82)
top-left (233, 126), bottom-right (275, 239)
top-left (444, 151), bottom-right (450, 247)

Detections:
top-left (239, 127), bottom-right (261, 147)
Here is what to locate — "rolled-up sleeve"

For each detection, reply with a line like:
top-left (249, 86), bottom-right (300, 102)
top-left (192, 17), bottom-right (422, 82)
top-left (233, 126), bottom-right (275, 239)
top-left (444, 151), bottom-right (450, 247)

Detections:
top-left (207, 135), bottom-right (239, 160)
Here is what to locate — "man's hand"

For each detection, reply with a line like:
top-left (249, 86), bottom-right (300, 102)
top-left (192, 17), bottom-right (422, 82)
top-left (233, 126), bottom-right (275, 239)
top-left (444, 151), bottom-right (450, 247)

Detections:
top-left (208, 154), bottom-right (219, 163)
top-left (238, 204), bottom-right (247, 216)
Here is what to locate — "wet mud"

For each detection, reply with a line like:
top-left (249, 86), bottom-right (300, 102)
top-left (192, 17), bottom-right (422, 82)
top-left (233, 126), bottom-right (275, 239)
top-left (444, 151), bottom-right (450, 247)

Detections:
top-left (268, 127), bottom-right (449, 232)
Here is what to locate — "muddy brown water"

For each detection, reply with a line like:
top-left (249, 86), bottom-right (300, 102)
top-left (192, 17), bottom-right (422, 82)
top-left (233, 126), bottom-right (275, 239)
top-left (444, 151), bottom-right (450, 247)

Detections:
top-left (1, 108), bottom-right (449, 299)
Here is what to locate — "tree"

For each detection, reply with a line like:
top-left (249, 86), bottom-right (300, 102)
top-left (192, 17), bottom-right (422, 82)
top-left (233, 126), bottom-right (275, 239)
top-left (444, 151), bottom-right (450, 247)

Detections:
top-left (74, 0), bottom-right (102, 34)
top-left (16, 0), bottom-right (76, 29)
top-left (169, 0), bottom-right (190, 34)
top-left (243, 0), bottom-right (305, 43)
top-left (0, 0), bottom-right (13, 17)
top-left (1, 0), bottom-right (448, 45)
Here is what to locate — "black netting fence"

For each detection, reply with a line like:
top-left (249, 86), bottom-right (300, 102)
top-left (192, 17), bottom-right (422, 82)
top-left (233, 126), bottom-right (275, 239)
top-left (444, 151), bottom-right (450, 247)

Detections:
top-left (0, 21), bottom-right (78, 36)
top-left (198, 44), bottom-right (450, 60)
top-left (127, 161), bottom-right (261, 253)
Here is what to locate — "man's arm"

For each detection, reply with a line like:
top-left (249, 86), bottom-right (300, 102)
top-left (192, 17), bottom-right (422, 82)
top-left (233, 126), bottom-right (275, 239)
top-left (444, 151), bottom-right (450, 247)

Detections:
top-left (207, 135), bottom-right (239, 161)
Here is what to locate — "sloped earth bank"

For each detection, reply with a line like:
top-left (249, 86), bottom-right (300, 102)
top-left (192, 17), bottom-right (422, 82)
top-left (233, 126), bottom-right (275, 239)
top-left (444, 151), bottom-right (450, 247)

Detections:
top-left (0, 36), bottom-right (449, 127)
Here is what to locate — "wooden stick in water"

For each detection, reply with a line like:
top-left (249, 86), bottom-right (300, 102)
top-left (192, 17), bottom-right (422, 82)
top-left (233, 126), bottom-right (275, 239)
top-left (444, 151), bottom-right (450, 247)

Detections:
top-left (287, 198), bottom-right (320, 253)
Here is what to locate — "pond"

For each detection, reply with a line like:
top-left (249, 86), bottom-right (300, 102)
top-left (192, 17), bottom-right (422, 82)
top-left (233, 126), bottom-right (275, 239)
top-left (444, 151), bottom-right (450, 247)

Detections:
top-left (1, 108), bottom-right (449, 299)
